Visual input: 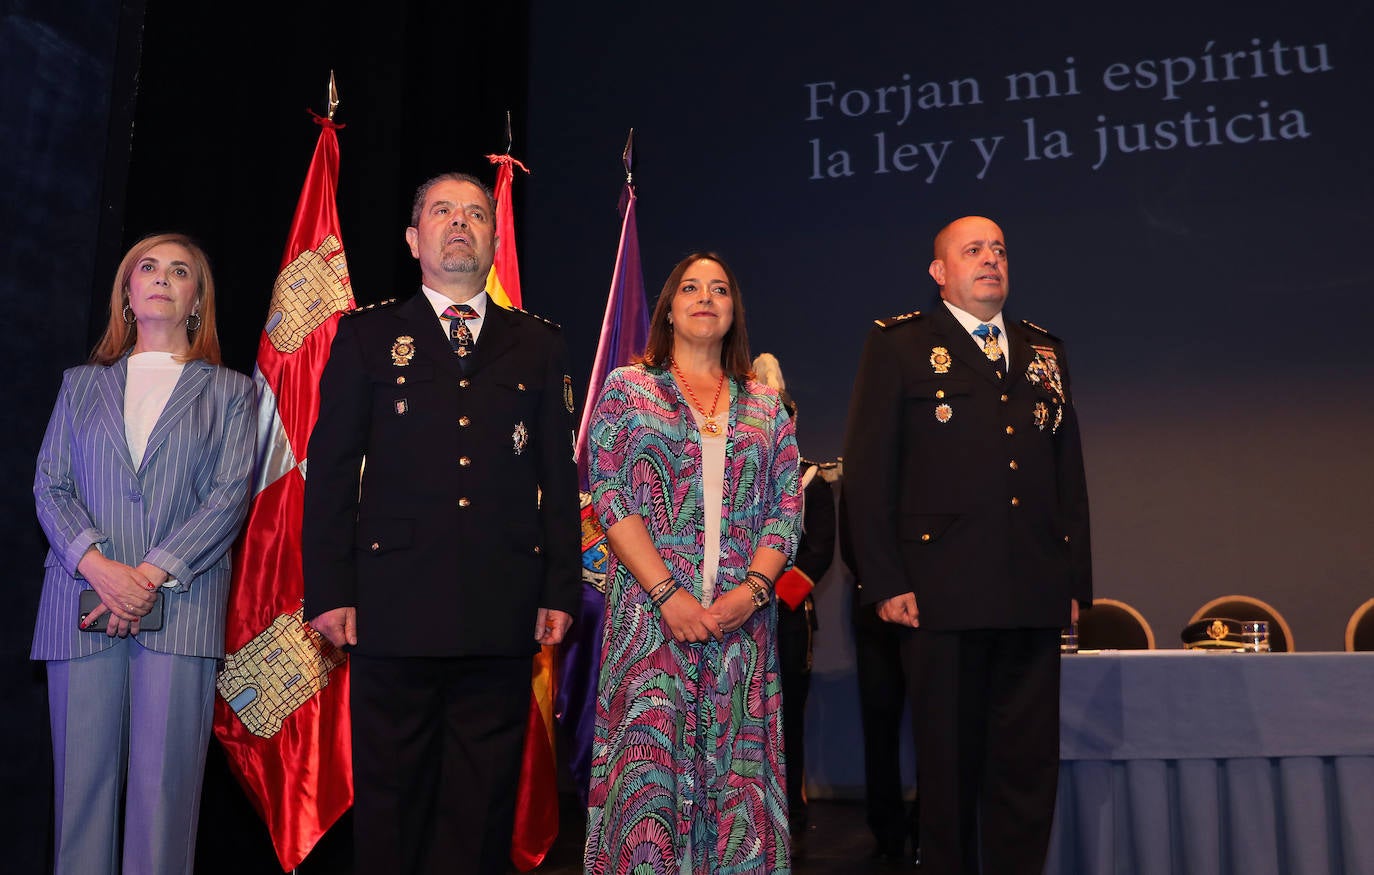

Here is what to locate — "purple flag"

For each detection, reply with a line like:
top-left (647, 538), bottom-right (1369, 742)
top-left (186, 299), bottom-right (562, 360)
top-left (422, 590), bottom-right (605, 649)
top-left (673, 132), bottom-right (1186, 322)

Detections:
top-left (575, 182), bottom-right (648, 487)
top-left (558, 180), bottom-right (648, 804)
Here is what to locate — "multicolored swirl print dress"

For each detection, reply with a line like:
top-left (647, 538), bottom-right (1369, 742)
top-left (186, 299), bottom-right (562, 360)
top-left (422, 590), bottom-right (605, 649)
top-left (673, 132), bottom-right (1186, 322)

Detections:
top-left (584, 364), bottom-right (802, 874)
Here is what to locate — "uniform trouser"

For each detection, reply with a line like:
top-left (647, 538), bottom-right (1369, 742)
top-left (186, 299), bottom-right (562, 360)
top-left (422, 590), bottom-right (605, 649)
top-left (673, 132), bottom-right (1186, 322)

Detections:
top-left (904, 627), bottom-right (1061, 875)
top-left (349, 653), bottom-right (531, 875)
top-left (47, 637), bottom-right (218, 875)
top-left (853, 600), bottom-right (920, 857)
top-left (776, 598), bottom-right (814, 829)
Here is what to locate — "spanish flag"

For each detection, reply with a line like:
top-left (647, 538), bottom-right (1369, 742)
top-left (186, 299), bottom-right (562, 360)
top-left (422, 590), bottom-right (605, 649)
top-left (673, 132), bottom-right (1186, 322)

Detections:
top-left (485, 152), bottom-right (528, 310)
top-left (486, 150), bottom-right (560, 870)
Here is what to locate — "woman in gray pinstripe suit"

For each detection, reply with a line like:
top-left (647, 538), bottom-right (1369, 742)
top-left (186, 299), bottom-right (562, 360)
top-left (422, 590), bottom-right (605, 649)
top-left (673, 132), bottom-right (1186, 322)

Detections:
top-left (32, 233), bottom-right (255, 875)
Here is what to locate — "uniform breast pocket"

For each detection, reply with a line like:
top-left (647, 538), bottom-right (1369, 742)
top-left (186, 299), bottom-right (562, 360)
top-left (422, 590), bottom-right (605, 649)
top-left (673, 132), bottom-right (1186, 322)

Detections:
top-left (372, 364), bottom-right (435, 418)
top-left (905, 378), bottom-right (972, 425)
top-left (492, 377), bottom-right (542, 418)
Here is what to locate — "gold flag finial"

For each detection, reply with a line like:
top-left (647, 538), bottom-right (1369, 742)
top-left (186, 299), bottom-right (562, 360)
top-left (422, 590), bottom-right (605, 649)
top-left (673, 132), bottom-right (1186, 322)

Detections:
top-left (504, 110), bottom-right (513, 155)
top-left (326, 70), bottom-right (339, 121)
top-left (622, 128), bottom-right (635, 185)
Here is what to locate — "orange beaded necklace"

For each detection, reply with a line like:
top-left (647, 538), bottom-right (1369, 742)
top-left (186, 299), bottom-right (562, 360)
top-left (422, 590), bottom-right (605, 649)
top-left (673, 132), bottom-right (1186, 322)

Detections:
top-left (670, 359), bottom-right (726, 435)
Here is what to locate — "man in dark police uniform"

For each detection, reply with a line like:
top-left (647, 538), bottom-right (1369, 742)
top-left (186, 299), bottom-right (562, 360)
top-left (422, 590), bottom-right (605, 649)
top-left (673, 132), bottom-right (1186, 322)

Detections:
top-left (302, 171), bottom-right (581, 875)
top-left (842, 215), bottom-right (1092, 874)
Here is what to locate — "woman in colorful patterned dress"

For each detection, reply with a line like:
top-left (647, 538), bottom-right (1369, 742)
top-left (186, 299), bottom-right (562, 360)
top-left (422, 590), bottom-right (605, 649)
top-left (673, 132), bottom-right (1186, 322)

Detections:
top-left (584, 252), bottom-right (802, 874)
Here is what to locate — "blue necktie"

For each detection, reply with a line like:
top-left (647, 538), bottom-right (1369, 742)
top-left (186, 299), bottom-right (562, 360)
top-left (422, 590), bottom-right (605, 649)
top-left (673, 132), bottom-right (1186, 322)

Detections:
top-left (972, 323), bottom-right (1006, 377)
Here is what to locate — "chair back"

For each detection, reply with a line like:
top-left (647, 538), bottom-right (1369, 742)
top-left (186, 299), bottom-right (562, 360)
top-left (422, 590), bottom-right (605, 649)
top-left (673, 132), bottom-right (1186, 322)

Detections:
top-left (1347, 598), bottom-right (1374, 652)
top-left (1189, 595), bottom-right (1294, 652)
top-left (1078, 598), bottom-right (1154, 650)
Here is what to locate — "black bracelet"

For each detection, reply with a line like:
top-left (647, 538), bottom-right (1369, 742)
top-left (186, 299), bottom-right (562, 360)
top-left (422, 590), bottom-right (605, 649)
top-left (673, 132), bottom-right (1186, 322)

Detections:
top-left (646, 575), bottom-right (674, 599)
top-left (651, 582), bottom-right (680, 607)
top-left (745, 569), bottom-right (775, 590)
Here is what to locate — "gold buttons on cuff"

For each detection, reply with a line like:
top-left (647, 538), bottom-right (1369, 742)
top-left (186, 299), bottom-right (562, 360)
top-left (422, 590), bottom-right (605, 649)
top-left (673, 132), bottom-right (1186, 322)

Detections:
top-left (533, 545), bottom-right (542, 554)
top-left (459, 379), bottom-right (471, 389)
top-left (1000, 394), bottom-right (1009, 402)
top-left (459, 456), bottom-right (471, 467)
top-left (1009, 460), bottom-right (1019, 470)
top-left (458, 416), bottom-right (471, 427)
top-left (1005, 425), bottom-right (1015, 435)
top-left (517, 383), bottom-right (527, 391)
top-left (458, 497), bottom-right (471, 508)
top-left (920, 533), bottom-right (931, 542)
top-left (1010, 497), bottom-right (1020, 507)
top-left (370, 542), bottom-right (381, 552)
top-left (395, 376), bottom-right (406, 385)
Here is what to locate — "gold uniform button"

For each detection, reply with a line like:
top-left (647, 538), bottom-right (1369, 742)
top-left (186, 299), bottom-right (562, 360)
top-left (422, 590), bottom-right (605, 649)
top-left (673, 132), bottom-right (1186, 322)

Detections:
top-left (1009, 460), bottom-right (1019, 470)
top-left (1005, 425), bottom-right (1015, 435)
top-left (533, 545), bottom-right (542, 555)
top-left (517, 383), bottom-right (527, 391)
top-left (370, 541), bottom-right (381, 552)
top-left (1000, 394), bottom-right (1009, 402)
top-left (1064, 535), bottom-right (1072, 543)
top-left (459, 456), bottom-right (471, 467)
top-left (1010, 497), bottom-right (1020, 507)
top-left (920, 533), bottom-right (931, 542)
top-left (459, 379), bottom-right (471, 389)
top-left (458, 497), bottom-right (471, 508)
top-left (935, 390), bottom-right (945, 399)
top-left (395, 376), bottom-right (406, 385)
top-left (459, 416), bottom-right (471, 427)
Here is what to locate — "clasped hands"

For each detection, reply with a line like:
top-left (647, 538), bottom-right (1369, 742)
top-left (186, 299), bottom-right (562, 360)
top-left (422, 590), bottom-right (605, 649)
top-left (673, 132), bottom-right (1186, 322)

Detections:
top-left (77, 549), bottom-right (164, 637)
top-left (659, 586), bottom-right (756, 644)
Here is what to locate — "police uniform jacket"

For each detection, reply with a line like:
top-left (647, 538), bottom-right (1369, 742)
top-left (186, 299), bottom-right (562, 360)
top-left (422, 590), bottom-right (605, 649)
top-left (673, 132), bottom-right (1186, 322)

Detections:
top-left (302, 292), bottom-right (582, 657)
top-left (843, 299), bottom-right (1091, 631)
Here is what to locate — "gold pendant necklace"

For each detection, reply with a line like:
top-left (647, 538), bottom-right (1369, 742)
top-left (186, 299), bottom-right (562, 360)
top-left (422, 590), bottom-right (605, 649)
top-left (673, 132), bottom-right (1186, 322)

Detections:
top-left (671, 359), bottom-right (726, 435)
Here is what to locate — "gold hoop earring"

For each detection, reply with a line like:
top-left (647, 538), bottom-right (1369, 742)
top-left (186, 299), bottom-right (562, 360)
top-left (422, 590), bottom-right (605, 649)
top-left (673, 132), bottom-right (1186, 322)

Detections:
top-left (122, 304), bottom-right (136, 325)
top-left (185, 312), bottom-right (201, 332)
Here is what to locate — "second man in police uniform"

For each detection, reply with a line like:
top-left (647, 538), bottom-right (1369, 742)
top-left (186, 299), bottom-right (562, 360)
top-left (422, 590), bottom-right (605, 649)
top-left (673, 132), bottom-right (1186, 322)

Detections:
top-left (843, 215), bottom-right (1092, 875)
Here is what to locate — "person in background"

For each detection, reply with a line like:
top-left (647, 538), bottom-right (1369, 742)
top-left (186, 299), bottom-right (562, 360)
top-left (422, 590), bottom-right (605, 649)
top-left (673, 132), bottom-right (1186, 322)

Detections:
top-left (33, 232), bottom-right (256, 875)
top-left (843, 216), bottom-right (1092, 874)
top-left (584, 252), bottom-right (801, 874)
top-left (752, 351), bottom-right (836, 851)
top-left (839, 490), bottom-right (922, 865)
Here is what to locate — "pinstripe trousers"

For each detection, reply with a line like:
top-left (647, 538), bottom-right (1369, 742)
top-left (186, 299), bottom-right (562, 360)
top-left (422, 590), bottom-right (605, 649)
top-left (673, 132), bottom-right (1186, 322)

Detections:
top-left (47, 636), bottom-right (217, 875)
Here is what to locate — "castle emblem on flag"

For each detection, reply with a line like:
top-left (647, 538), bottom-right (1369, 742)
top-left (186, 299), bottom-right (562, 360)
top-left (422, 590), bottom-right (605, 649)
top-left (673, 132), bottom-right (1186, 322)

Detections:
top-left (216, 608), bottom-right (347, 739)
top-left (264, 235), bottom-right (352, 353)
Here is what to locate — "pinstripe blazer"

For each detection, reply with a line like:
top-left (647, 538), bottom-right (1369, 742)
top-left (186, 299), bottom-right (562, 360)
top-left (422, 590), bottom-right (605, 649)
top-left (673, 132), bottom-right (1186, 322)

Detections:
top-left (31, 355), bottom-right (255, 660)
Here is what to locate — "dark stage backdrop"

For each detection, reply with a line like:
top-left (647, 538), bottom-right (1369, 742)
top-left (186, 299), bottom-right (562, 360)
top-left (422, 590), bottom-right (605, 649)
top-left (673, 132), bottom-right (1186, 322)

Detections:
top-left (520, 2), bottom-right (1374, 791)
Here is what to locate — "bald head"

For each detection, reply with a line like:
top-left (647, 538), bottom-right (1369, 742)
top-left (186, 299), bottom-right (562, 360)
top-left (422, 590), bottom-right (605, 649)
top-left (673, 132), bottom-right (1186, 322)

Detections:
top-left (929, 215), bottom-right (1008, 321)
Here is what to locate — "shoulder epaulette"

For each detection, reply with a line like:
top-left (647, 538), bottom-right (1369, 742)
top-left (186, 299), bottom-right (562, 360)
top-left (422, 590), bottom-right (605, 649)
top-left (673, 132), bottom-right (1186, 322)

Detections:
top-left (343, 298), bottom-right (398, 317)
top-left (510, 307), bottom-right (562, 330)
top-left (875, 310), bottom-right (921, 329)
top-left (1020, 319), bottom-right (1061, 341)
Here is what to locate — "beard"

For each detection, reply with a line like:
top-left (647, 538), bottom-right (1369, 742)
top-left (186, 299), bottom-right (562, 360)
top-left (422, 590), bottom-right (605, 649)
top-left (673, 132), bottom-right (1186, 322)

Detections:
top-left (440, 252), bottom-right (480, 274)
